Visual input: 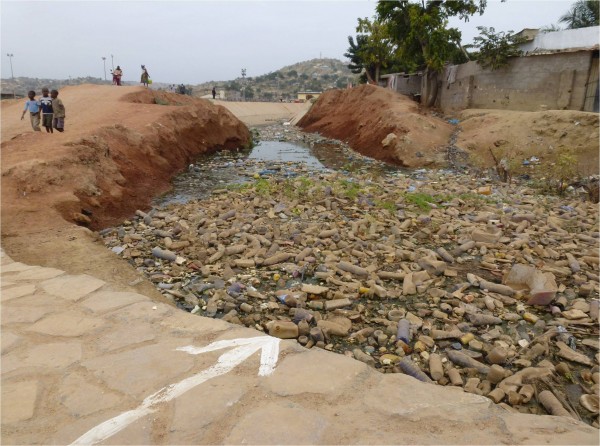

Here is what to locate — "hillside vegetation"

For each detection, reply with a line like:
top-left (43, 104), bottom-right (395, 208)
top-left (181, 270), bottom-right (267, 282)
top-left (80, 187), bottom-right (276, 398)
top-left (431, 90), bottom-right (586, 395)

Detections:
top-left (193, 58), bottom-right (356, 101)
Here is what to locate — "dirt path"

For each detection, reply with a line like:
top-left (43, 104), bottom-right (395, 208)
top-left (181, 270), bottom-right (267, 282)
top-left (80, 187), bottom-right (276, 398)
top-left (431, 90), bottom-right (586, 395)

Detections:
top-left (1, 85), bottom-right (249, 296)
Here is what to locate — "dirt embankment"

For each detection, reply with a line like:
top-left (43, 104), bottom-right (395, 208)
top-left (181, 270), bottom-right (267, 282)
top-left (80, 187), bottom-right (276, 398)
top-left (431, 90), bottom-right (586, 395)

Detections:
top-left (1, 85), bottom-right (250, 292)
top-left (298, 85), bottom-right (599, 175)
top-left (298, 85), bottom-right (453, 168)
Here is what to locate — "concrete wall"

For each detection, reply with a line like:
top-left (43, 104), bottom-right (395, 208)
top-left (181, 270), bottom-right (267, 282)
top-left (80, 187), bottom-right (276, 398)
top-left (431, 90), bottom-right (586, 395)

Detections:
top-left (381, 74), bottom-right (422, 98)
top-left (520, 26), bottom-right (599, 54)
top-left (437, 51), bottom-right (594, 112)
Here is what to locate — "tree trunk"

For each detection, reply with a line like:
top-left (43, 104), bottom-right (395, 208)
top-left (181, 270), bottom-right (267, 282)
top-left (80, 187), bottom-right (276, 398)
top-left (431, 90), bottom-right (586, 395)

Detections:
top-left (421, 68), bottom-right (439, 107)
top-left (375, 64), bottom-right (380, 83)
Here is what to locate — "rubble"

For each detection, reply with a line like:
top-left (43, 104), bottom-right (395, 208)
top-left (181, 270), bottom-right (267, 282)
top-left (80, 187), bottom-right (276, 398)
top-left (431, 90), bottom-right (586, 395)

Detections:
top-left (100, 123), bottom-right (599, 427)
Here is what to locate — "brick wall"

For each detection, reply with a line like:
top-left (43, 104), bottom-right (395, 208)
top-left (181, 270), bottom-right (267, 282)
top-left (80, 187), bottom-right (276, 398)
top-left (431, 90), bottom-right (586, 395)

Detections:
top-left (437, 51), bottom-right (594, 112)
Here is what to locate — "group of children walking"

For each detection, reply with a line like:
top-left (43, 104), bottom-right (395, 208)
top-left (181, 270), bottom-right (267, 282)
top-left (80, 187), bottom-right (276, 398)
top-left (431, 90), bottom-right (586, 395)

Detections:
top-left (21, 88), bottom-right (66, 133)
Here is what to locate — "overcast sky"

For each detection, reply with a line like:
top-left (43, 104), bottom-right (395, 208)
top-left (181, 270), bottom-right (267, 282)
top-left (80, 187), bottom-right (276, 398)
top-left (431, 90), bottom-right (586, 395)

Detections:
top-left (1, 0), bottom-right (574, 84)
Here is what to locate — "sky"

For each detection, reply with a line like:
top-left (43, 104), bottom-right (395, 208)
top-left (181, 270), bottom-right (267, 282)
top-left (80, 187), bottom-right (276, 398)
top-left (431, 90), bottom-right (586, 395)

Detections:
top-left (1, 0), bottom-right (575, 85)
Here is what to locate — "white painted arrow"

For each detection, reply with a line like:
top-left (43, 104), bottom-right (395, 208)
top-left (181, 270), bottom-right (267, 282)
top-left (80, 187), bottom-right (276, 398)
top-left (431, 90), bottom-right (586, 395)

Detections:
top-left (70, 336), bottom-right (280, 445)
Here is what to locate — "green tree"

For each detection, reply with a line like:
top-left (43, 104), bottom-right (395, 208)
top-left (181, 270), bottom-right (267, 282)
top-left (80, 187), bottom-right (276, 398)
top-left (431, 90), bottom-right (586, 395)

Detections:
top-left (376, 0), bottom-right (487, 106)
top-left (559, 0), bottom-right (599, 28)
top-left (345, 34), bottom-right (374, 83)
top-left (471, 26), bottom-right (524, 70)
top-left (287, 70), bottom-right (298, 78)
top-left (357, 17), bottom-right (396, 82)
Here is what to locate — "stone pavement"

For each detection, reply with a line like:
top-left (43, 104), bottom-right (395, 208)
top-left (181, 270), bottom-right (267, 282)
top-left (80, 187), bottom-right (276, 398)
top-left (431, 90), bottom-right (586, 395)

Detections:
top-left (1, 250), bottom-right (597, 445)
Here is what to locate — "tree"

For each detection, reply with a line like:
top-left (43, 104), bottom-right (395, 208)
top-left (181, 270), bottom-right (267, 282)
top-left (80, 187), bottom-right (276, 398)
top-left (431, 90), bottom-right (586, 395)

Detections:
top-left (376, 0), bottom-right (488, 106)
top-left (345, 33), bottom-right (375, 83)
top-left (559, 0), bottom-right (599, 28)
top-left (471, 26), bottom-right (525, 70)
top-left (287, 70), bottom-right (298, 78)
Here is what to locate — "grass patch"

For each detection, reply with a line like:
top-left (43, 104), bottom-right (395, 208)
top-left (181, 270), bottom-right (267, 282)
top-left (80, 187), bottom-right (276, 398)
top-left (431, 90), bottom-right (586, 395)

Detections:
top-left (404, 192), bottom-right (437, 210)
top-left (254, 178), bottom-right (273, 196)
top-left (376, 200), bottom-right (397, 213)
top-left (338, 179), bottom-right (362, 199)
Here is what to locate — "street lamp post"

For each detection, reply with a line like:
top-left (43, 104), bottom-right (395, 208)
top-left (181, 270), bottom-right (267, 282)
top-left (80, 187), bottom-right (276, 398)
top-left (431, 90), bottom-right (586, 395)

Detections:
top-left (110, 54), bottom-right (114, 71)
top-left (241, 68), bottom-right (246, 102)
top-left (102, 57), bottom-right (107, 80)
top-left (6, 53), bottom-right (14, 79)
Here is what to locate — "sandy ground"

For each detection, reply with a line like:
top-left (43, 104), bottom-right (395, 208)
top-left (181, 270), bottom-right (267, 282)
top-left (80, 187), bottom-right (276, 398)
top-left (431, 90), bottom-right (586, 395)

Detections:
top-left (298, 84), bottom-right (599, 175)
top-left (1, 85), bottom-right (249, 296)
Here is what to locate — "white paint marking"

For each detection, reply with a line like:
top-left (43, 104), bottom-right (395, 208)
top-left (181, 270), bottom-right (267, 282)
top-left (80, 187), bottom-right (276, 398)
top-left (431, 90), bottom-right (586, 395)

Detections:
top-left (70, 336), bottom-right (280, 445)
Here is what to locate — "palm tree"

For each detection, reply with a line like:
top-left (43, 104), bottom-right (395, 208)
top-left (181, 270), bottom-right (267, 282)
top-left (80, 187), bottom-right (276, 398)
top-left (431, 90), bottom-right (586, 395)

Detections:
top-left (559, 0), bottom-right (599, 29)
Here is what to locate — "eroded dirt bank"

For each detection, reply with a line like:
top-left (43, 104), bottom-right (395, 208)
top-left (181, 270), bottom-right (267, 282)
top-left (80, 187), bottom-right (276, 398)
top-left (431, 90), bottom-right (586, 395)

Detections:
top-left (298, 85), bottom-right (599, 175)
top-left (1, 85), bottom-right (250, 291)
top-left (297, 85), bottom-right (453, 168)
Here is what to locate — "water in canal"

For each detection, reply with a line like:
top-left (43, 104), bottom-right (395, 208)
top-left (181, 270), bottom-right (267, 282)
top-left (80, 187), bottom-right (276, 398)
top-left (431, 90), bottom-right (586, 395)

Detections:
top-left (153, 139), bottom-right (401, 207)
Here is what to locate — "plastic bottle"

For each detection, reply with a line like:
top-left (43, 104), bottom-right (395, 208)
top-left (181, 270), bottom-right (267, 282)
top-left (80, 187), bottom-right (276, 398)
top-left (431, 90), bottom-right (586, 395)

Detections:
top-left (396, 319), bottom-right (411, 344)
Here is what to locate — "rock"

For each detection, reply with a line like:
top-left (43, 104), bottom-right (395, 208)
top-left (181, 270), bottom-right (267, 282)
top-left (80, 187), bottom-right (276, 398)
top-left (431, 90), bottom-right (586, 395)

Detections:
top-left (324, 298), bottom-right (352, 311)
top-left (381, 133), bottom-right (397, 148)
top-left (448, 368), bottom-right (463, 386)
top-left (488, 388), bottom-right (505, 403)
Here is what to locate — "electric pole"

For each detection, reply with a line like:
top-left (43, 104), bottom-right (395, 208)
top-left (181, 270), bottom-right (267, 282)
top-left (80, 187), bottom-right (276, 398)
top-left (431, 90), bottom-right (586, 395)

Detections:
top-left (6, 53), bottom-right (14, 79)
top-left (102, 57), bottom-right (107, 80)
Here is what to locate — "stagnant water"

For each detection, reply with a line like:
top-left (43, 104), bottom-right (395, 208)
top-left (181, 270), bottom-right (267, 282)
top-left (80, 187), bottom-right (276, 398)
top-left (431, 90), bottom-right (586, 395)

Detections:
top-left (153, 139), bottom-right (402, 206)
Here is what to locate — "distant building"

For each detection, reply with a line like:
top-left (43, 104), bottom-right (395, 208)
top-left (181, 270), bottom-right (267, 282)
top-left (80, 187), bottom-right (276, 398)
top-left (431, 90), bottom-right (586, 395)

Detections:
top-left (297, 91), bottom-right (321, 101)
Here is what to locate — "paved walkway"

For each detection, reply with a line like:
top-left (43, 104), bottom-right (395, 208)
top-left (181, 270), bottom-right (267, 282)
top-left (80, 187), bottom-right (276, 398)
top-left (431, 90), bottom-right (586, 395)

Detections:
top-left (1, 250), bottom-right (597, 445)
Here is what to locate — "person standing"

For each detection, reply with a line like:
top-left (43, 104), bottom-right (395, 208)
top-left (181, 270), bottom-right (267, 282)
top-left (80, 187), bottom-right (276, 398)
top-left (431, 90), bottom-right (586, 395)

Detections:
top-left (113, 66), bottom-right (123, 86)
top-left (20, 90), bottom-right (41, 131)
top-left (50, 89), bottom-right (66, 132)
top-left (212, 86), bottom-right (216, 99)
top-left (141, 65), bottom-right (150, 87)
top-left (39, 87), bottom-right (54, 133)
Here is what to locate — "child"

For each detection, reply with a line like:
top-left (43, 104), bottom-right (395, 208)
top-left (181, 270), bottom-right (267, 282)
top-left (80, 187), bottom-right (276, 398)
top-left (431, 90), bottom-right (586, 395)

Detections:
top-left (20, 90), bottom-right (41, 131)
top-left (50, 90), bottom-right (65, 132)
top-left (39, 87), bottom-right (54, 133)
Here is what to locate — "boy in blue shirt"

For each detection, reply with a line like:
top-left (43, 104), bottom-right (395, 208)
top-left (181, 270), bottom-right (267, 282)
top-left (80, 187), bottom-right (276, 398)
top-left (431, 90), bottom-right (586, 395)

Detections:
top-left (20, 90), bottom-right (41, 131)
top-left (39, 87), bottom-right (54, 133)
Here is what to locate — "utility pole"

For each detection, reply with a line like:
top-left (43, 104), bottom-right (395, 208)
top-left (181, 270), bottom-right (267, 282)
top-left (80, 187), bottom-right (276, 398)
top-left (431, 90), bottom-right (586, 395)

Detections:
top-left (241, 68), bottom-right (246, 102)
top-left (102, 57), bottom-right (107, 80)
top-left (6, 53), bottom-right (14, 79)
top-left (110, 54), bottom-right (114, 70)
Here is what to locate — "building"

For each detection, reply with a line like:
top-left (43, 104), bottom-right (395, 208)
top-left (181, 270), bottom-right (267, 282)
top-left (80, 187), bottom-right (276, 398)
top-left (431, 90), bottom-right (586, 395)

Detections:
top-left (296, 91), bottom-right (321, 102)
top-left (437, 26), bottom-right (599, 113)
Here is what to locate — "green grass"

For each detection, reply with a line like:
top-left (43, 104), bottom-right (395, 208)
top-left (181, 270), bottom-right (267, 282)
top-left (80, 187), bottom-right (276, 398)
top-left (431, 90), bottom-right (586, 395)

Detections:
top-left (338, 179), bottom-right (361, 199)
top-left (404, 192), bottom-right (437, 210)
top-left (376, 200), bottom-right (397, 213)
top-left (254, 178), bottom-right (273, 196)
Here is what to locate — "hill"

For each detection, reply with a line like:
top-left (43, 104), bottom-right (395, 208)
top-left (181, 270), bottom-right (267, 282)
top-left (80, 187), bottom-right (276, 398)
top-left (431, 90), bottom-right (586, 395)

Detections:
top-left (193, 58), bottom-right (356, 101)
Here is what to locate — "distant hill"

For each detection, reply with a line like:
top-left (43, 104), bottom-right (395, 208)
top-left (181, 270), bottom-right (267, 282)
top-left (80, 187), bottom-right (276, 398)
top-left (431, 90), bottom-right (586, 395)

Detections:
top-left (0, 58), bottom-right (358, 101)
top-left (0, 76), bottom-right (113, 98)
top-left (193, 58), bottom-right (357, 101)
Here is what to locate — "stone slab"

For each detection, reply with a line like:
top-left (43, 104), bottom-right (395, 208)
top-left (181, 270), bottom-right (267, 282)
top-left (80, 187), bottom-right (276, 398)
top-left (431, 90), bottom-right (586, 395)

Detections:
top-left (80, 341), bottom-right (195, 397)
top-left (0, 284), bottom-right (36, 302)
top-left (2, 342), bottom-right (82, 375)
top-left (1, 331), bottom-right (21, 354)
top-left (264, 348), bottom-right (365, 397)
top-left (39, 274), bottom-right (106, 301)
top-left (1, 263), bottom-right (40, 274)
top-left (168, 374), bottom-right (251, 444)
top-left (58, 373), bottom-right (124, 417)
top-left (10, 267), bottom-right (64, 281)
top-left (27, 311), bottom-right (105, 337)
top-left (96, 323), bottom-right (157, 352)
top-left (224, 402), bottom-right (327, 444)
top-left (1, 281), bottom-right (18, 288)
top-left (1, 380), bottom-right (39, 424)
top-left (81, 291), bottom-right (147, 313)
top-left (2, 305), bottom-right (57, 324)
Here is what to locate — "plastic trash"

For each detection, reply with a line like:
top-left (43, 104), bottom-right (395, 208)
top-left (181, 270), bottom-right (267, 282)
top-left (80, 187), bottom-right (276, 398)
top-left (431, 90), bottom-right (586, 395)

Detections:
top-left (396, 319), bottom-right (411, 344)
top-left (398, 358), bottom-right (433, 383)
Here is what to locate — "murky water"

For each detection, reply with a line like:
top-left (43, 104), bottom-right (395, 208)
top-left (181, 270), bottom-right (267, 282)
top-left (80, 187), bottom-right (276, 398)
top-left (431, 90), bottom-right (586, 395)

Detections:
top-left (153, 139), bottom-right (402, 207)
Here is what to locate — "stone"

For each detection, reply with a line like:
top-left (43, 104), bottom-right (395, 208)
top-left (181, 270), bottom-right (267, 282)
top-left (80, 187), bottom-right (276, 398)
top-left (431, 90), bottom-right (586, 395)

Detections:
top-left (80, 291), bottom-right (146, 313)
top-left (1, 380), bottom-right (39, 423)
top-left (40, 274), bottom-right (106, 301)
top-left (27, 311), bottom-right (105, 337)
top-left (353, 348), bottom-right (375, 367)
top-left (0, 284), bottom-right (36, 302)
top-left (487, 347), bottom-right (508, 365)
